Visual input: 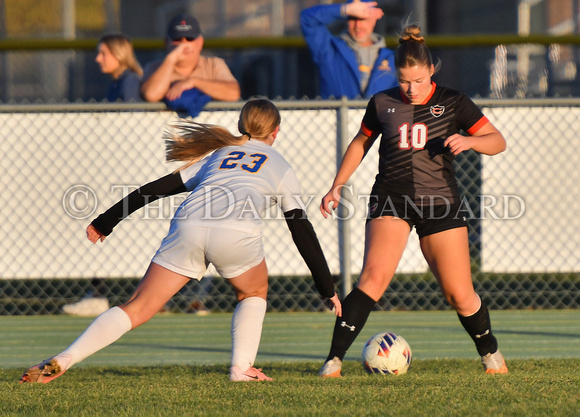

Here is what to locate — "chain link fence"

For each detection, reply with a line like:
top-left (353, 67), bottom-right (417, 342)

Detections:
top-left (1, 99), bottom-right (579, 315)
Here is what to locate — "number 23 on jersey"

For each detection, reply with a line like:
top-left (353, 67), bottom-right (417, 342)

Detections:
top-left (219, 151), bottom-right (269, 173)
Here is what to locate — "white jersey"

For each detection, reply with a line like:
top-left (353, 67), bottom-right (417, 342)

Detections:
top-left (175, 140), bottom-right (302, 235)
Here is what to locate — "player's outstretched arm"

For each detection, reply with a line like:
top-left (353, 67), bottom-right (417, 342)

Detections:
top-left (87, 172), bottom-right (187, 242)
top-left (284, 208), bottom-right (341, 316)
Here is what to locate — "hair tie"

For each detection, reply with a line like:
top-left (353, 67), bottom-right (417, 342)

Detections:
top-left (242, 131), bottom-right (252, 139)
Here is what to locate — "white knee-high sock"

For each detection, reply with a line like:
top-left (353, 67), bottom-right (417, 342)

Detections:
top-left (56, 306), bottom-right (132, 370)
top-left (231, 297), bottom-right (267, 371)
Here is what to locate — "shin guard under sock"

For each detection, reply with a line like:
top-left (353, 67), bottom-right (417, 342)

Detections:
top-left (457, 299), bottom-right (498, 356)
top-left (60, 306), bottom-right (132, 369)
top-left (231, 297), bottom-right (267, 371)
top-left (327, 288), bottom-right (376, 361)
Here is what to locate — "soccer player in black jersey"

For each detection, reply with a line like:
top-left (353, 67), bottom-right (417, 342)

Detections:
top-left (319, 24), bottom-right (508, 376)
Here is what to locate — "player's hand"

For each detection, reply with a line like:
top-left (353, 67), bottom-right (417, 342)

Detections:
top-left (329, 293), bottom-right (342, 317)
top-left (346, 1), bottom-right (384, 20)
top-left (320, 186), bottom-right (341, 218)
top-left (86, 224), bottom-right (106, 243)
top-left (165, 78), bottom-right (195, 101)
top-left (444, 134), bottom-right (474, 155)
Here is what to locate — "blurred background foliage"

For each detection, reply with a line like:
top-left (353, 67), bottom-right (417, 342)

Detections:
top-left (3, 0), bottom-right (119, 36)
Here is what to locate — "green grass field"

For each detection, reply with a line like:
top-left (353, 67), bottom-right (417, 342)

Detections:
top-left (1, 310), bottom-right (579, 416)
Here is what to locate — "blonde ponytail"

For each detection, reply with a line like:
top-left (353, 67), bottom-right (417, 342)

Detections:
top-left (166, 98), bottom-right (281, 171)
top-left (166, 123), bottom-right (248, 170)
top-left (99, 33), bottom-right (143, 76)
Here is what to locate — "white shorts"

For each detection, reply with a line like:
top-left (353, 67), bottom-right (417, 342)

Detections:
top-left (152, 226), bottom-right (264, 280)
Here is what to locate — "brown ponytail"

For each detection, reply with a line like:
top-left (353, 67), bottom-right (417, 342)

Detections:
top-left (395, 24), bottom-right (439, 72)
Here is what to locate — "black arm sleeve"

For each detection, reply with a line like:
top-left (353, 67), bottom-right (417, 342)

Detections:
top-left (284, 209), bottom-right (336, 299)
top-left (91, 172), bottom-right (187, 236)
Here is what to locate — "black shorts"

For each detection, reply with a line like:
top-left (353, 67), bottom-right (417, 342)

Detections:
top-left (366, 193), bottom-right (468, 238)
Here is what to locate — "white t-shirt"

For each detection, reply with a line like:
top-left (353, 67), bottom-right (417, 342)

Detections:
top-left (175, 140), bottom-right (302, 234)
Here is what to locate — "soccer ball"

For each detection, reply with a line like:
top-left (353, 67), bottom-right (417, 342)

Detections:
top-left (362, 332), bottom-right (412, 375)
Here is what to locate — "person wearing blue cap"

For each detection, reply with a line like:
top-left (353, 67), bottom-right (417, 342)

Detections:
top-left (141, 14), bottom-right (240, 117)
top-left (301, 0), bottom-right (397, 99)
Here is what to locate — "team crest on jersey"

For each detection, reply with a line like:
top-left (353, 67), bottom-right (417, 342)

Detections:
top-left (430, 105), bottom-right (445, 117)
top-left (378, 60), bottom-right (391, 72)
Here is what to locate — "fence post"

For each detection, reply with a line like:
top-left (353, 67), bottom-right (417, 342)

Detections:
top-left (337, 97), bottom-right (352, 297)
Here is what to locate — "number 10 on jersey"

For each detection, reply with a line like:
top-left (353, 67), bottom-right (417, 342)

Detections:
top-left (399, 123), bottom-right (427, 150)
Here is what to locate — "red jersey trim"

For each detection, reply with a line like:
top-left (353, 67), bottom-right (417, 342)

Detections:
top-left (421, 82), bottom-right (437, 105)
top-left (467, 116), bottom-right (489, 135)
top-left (399, 89), bottom-right (409, 104)
top-left (399, 82), bottom-right (437, 105)
top-left (361, 122), bottom-right (374, 137)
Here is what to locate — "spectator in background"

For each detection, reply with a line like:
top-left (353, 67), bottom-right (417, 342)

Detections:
top-left (142, 13), bottom-right (240, 313)
top-left (96, 33), bottom-right (143, 102)
top-left (140, 14), bottom-right (240, 118)
top-left (300, 0), bottom-right (397, 99)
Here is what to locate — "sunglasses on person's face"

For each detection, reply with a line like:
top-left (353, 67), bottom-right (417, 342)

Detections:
top-left (171, 36), bottom-right (196, 42)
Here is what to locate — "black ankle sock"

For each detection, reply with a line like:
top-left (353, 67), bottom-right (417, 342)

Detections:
top-left (457, 300), bottom-right (498, 356)
top-left (326, 287), bottom-right (376, 361)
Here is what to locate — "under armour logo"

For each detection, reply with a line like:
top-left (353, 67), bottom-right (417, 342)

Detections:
top-left (475, 329), bottom-right (490, 339)
top-left (341, 321), bottom-right (356, 331)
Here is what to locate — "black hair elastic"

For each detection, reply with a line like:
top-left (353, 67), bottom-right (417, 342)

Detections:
top-left (242, 131), bottom-right (252, 139)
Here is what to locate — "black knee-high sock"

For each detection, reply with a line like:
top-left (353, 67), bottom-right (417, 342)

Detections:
top-left (457, 299), bottom-right (498, 356)
top-left (326, 288), bottom-right (376, 361)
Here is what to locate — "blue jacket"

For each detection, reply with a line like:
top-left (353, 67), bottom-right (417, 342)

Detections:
top-left (300, 4), bottom-right (397, 99)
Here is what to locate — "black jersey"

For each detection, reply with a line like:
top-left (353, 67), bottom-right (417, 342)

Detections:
top-left (361, 83), bottom-right (488, 204)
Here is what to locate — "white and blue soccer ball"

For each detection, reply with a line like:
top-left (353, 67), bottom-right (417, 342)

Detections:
top-left (362, 332), bottom-right (412, 375)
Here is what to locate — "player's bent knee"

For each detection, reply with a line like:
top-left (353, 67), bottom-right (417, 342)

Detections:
top-left (358, 270), bottom-right (393, 296)
top-left (236, 293), bottom-right (267, 302)
top-left (445, 292), bottom-right (477, 313)
top-left (235, 286), bottom-right (268, 302)
top-left (120, 303), bottom-right (158, 329)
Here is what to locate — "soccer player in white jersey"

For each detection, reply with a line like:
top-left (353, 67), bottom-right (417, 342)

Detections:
top-left (20, 99), bottom-right (342, 384)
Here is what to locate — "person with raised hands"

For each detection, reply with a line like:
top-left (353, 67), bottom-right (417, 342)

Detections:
top-left (300, 0), bottom-right (397, 99)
